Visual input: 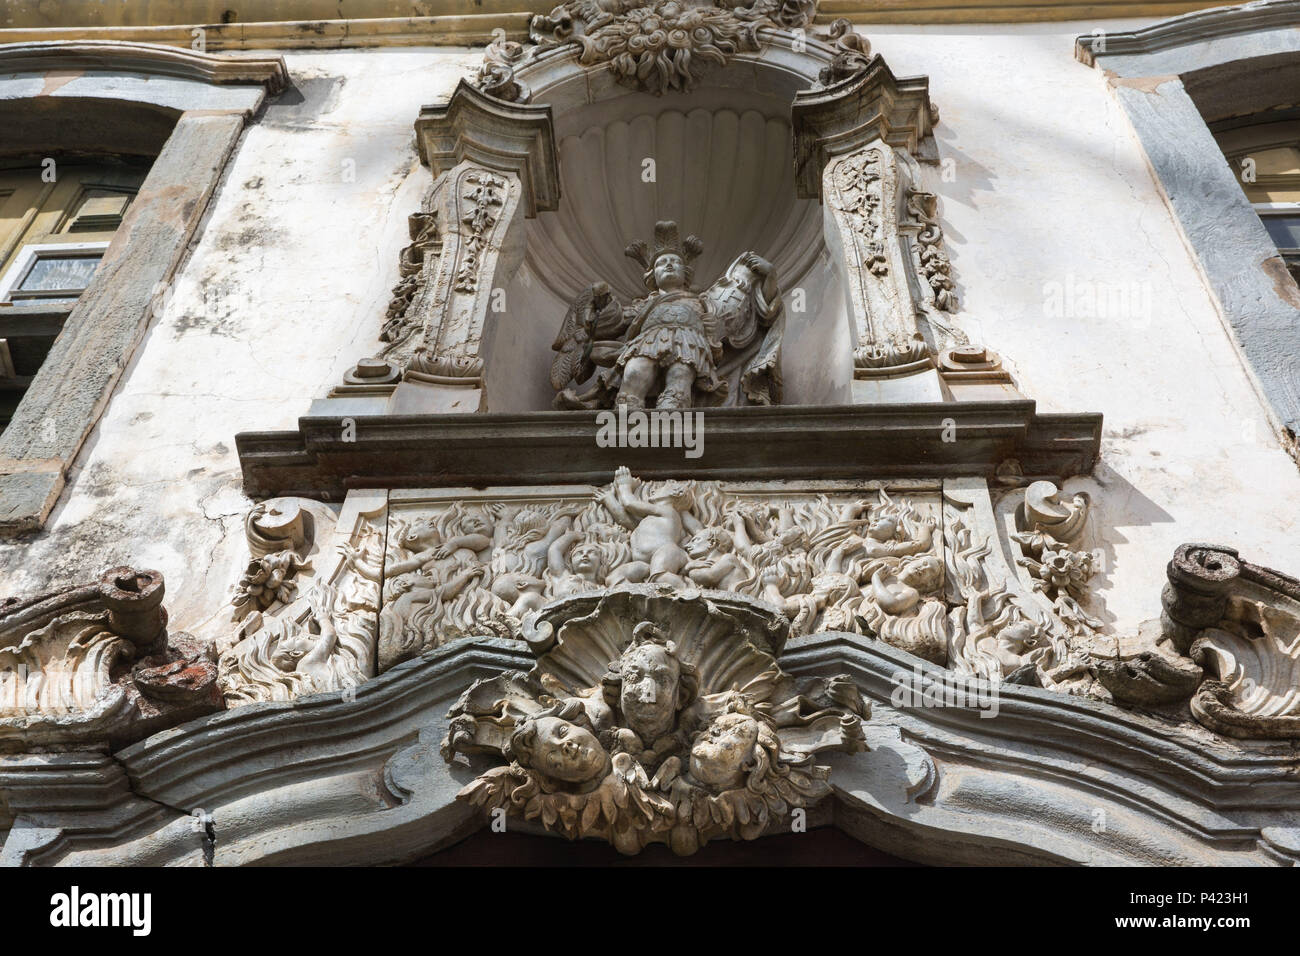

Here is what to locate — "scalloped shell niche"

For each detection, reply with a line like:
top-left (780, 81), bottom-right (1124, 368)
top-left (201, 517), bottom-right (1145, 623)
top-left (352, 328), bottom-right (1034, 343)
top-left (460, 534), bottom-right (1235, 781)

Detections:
top-left (481, 87), bottom-right (851, 412)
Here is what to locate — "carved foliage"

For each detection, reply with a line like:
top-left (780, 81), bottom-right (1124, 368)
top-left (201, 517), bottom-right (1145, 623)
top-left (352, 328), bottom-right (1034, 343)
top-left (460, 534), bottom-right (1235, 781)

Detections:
top-left (905, 187), bottom-right (957, 313)
top-left (826, 145), bottom-right (940, 375)
top-left (379, 211), bottom-right (442, 358)
top-left (453, 171), bottom-right (505, 294)
top-left (477, 0), bottom-right (819, 101)
top-left (817, 18), bottom-right (872, 87)
top-left (831, 147), bottom-right (889, 279)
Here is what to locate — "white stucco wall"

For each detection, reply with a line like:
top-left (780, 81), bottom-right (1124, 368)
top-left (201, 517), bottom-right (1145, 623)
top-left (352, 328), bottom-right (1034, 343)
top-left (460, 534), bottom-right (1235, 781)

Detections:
top-left (1, 24), bottom-right (1296, 641)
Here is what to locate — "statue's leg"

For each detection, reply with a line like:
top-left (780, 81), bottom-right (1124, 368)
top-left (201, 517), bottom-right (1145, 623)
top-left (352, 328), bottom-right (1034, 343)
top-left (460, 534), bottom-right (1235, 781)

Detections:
top-left (649, 543), bottom-right (690, 581)
top-left (617, 357), bottom-right (654, 408)
top-left (656, 362), bottom-right (695, 409)
top-left (608, 561), bottom-right (650, 585)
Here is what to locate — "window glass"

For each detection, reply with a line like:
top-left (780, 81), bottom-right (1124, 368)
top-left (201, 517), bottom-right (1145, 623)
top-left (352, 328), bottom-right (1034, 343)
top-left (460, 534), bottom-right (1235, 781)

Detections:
top-left (0, 161), bottom-right (146, 432)
top-left (1214, 116), bottom-right (1300, 284)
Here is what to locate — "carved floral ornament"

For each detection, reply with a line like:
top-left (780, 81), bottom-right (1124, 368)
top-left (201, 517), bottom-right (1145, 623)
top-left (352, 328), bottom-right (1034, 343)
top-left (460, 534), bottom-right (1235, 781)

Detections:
top-left (475, 0), bottom-right (866, 101)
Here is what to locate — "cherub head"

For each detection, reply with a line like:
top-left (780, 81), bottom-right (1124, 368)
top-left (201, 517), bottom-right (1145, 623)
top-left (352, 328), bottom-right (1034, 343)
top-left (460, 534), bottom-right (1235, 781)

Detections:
top-left (506, 700), bottom-right (611, 787)
top-left (459, 512), bottom-right (494, 538)
top-left (997, 620), bottom-right (1041, 655)
top-left (688, 697), bottom-right (785, 793)
top-left (567, 540), bottom-right (606, 580)
top-left (898, 553), bottom-right (943, 592)
top-left (507, 507), bottom-right (552, 544)
top-left (649, 480), bottom-right (695, 511)
top-left (602, 622), bottom-right (699, 742)
top-left (867, 512), bottom-right (900, 542)
top-left (270, 630), bottom-right (316, 673)
top-left (399, 516), bottom-right (441, 550)
top-left (685, 527), bottom-right (732, 559)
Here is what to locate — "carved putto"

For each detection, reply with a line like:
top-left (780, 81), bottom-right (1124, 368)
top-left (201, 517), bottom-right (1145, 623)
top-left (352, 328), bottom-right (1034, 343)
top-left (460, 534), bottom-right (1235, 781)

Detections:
top-left (441, 588), bottom-right (867, 855)
top-left (550, 220), bottom-right (784, 410)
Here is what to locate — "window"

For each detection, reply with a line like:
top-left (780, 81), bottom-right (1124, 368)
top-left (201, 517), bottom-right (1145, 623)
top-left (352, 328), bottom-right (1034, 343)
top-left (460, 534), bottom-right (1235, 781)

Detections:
top-left (1215, 114), bottom-right (1300, 284)
top-left (0, 162), bottom-right (146, 432)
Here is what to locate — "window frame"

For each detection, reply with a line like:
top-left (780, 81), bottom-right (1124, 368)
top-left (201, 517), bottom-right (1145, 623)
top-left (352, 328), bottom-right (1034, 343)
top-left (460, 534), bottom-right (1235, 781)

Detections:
top-left (1078, 3), bottom-right (1300, 460)
top-left (0, 42), bottom-right (287, 534)
top-left (0, 239), bottom-right (111, 306)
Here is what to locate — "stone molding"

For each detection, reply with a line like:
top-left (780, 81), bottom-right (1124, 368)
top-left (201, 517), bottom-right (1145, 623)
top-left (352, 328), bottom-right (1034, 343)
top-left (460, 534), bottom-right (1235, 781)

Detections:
top-left (5, 625), bottom-right (1299, 866)
top-left (234, 402), bottom-right (1104, 500)
top-left (414, 80), bottom-right (560, 219)
top-left (0, 2), bottom-right (1256, 52)
top-left (0, 40), bottom-right (289, 93)
top-left (1075, 0), bottom-right (1300, 67)
top-left (792, 58), bottom-right (936, 199)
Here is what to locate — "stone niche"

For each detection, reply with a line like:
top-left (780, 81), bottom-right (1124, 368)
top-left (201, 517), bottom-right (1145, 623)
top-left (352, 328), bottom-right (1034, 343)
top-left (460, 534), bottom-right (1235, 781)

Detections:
top-left (337, 12), bottom-right (948, 420)
top-left (486, 70), bottom-right (850, 412)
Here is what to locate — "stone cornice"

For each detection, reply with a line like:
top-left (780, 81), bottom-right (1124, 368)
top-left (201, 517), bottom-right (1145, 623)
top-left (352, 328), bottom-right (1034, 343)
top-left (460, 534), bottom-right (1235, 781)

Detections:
top-left (0, 2), bottom-right (1255, 50)
top-left (793, 56), bottom-right (935, 198)
top-left (7, 625), bottom-right (1298, 865)
top-left (234, 401), bottom-right (1103, 500)
top-left (1075, 0), bottom-right (1296, 66)
top-left (0, 40), bottom-right (289, 92)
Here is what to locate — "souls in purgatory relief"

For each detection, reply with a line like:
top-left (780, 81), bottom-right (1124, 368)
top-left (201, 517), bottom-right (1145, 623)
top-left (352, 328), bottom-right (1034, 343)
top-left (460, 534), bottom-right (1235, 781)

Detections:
top-left (376, 470), bottom-right (1096, 692)
top-left (441, 594), bottom-right (871, 856)
top-left (549, 220), bottom-right (785, 411)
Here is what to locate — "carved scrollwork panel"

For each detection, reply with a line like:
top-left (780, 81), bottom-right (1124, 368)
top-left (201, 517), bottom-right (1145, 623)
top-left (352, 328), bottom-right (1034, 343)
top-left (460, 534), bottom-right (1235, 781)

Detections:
top-left (0, 568), bottom-right (220, 750)
top-left (824, 143), bottom-right (941, 380)
top-left (217, 493), bottom-right (386, 706)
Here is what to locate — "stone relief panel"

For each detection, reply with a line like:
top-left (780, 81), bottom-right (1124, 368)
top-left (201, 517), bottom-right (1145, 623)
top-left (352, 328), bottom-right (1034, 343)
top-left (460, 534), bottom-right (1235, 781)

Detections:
top-left (824, 140), bottom-right (964, 386)
top-left (434, 587), bottom-right (868, 855)
top-left (216, 493), bottom-right (386, 706)
top-left (378, 472), bottom-right (1104, 694)
top-left (215, 477), bottom-right (1300, 749)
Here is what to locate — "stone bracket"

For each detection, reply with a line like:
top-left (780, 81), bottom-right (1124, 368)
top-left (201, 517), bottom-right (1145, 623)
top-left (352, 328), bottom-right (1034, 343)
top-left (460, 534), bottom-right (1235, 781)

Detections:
top-left (415, 79), bottom-right (559, 218)
top-left (792, 57), bottom-right (936, 201)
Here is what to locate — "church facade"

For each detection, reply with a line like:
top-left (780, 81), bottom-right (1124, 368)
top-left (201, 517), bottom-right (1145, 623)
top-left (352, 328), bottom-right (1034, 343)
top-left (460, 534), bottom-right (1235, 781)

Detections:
top-left (1, 0), bottom-right (1299, 865)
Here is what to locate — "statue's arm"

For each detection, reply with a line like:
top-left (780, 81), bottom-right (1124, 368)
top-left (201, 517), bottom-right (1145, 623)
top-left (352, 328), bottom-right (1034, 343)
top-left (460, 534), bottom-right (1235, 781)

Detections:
top-left (302, 584), bottom-right (339, 669)
top-left (547, 530), bottom-right (582, 572)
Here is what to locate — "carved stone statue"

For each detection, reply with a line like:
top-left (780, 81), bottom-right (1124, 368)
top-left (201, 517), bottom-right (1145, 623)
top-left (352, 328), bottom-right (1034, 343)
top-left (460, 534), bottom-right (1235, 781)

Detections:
top-left (550, 220), bottom-right (784, 410)
top-left (442, 588), bottom-right (867, 855)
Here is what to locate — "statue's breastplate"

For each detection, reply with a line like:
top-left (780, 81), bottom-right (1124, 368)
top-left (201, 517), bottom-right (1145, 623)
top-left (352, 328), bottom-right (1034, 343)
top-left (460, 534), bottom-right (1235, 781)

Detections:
top-left (640, 293), bottom-right (704, 332)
